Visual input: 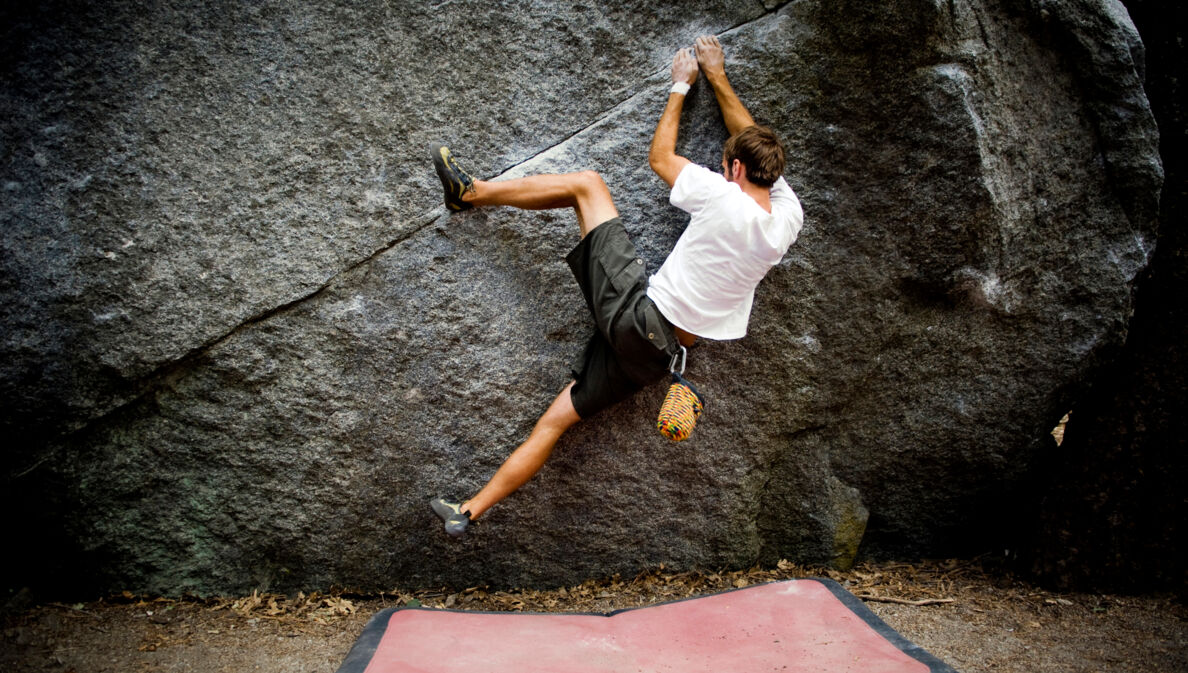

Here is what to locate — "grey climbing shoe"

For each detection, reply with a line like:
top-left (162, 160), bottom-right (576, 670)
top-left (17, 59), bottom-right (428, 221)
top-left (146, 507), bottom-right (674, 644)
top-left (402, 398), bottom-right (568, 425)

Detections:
top-left (431, 145), bottom-right (476, 211)
top-left (430, 497), bottom-right (471, 537)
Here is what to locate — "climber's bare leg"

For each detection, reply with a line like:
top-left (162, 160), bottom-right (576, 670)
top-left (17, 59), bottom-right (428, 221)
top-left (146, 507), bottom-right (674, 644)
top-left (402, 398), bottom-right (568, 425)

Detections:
top-left (463, 171), bottom-right (619, 238)
top-left (462, 381), bottom-right (581, 520)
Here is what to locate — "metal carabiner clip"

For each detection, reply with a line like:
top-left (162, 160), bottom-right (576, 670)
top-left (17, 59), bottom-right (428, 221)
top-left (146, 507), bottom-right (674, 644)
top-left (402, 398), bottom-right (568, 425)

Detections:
top-left (669, 345), bottom-right (687, 376)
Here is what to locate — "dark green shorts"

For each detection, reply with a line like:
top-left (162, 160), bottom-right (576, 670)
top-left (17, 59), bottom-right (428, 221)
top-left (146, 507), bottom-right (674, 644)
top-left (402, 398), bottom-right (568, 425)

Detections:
top-left (565, 218), bottom-right (679, 419)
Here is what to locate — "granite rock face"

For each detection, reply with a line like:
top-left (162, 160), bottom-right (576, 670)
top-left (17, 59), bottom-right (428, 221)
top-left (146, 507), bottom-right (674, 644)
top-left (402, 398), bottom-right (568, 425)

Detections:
top-left (1, 0), bottom-right (1161, 595)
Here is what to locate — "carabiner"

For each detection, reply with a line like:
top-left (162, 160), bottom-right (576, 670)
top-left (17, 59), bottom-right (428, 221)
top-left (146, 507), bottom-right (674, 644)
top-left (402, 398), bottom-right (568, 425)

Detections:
top-left (668, 345), bottom-right (687, 376)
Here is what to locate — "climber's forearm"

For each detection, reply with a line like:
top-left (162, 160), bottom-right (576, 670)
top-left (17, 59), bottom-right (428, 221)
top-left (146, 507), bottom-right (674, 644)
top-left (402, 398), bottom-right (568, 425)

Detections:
top-left (649, 93), bottom-right (691, 188)
top-left (705, 70), bottom-right (756, 137)
top-left (651, 47), bottom-right (698, 187)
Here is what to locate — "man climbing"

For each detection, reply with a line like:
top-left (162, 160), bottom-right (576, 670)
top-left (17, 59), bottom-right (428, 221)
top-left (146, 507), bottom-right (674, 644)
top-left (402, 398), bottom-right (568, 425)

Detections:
top-left (430, 35), bottom-right (804, 537)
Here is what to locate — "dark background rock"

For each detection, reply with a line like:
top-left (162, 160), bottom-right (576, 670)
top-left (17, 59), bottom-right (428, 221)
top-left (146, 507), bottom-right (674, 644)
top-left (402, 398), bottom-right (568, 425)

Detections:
top-left (1030, 0), bottom-right (1186, 596)
top-left (0, 0), bottom-right (1164, 597)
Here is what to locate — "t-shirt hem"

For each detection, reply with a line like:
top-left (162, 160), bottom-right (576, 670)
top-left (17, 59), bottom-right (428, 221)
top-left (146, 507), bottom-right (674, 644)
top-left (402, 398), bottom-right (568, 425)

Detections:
top-left (646, 287), bottom-right (746, 341)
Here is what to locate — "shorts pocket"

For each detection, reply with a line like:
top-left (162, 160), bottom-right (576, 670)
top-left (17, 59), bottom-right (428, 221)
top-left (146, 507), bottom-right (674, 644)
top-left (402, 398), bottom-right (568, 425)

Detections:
top-left (608, 255), bottom-right (646, 294)
top-left (640, 301), bottom-right (672, 354)
top-left (617, 300), bottom-right (674, 386)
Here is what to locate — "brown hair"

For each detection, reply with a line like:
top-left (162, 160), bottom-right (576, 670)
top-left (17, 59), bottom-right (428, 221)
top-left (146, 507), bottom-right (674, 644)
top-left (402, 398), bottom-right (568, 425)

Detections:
top-left (722, 125), bottom-right (785, 187)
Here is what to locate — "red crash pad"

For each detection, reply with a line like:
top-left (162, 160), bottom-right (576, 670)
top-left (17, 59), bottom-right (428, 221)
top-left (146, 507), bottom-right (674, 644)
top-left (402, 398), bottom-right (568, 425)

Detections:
top-left (336, 579), bottom-right (957, 673)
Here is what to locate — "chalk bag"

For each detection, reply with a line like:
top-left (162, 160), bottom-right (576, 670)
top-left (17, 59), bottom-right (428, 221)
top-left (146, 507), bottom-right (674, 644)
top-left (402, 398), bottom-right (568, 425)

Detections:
top-left (656, 346), bottom-right (704, 442)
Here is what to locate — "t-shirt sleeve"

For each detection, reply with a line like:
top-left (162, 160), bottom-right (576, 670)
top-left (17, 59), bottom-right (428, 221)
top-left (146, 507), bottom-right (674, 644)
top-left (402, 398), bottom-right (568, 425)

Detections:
top-left (770, 176), bottom-right (798, 210)
top-left (770, 176), bottom-right (805, 243)
top-left (670, 163), bottom-right (726, 215)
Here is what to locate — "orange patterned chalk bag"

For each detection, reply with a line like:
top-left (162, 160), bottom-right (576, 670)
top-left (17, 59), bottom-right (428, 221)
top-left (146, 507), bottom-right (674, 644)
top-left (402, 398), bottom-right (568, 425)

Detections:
top-left (657, 346), bottom-right (704, 441)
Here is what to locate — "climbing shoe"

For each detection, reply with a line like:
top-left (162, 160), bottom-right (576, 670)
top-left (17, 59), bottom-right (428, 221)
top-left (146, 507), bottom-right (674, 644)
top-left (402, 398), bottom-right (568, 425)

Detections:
top-left (431, 144), bottom-right (476, 211)
top-left (430, 497), bottom-right (471, 537)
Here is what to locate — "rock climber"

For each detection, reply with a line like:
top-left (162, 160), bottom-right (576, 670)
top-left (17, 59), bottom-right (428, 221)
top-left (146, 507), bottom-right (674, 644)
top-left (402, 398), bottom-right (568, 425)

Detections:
top-left (430, 35), bottom-right (804, 537)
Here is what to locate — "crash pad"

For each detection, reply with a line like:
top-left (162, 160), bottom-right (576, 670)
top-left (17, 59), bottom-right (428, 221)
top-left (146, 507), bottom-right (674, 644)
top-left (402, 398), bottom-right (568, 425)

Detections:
top-left (336, 578), bottom-right (957, 673)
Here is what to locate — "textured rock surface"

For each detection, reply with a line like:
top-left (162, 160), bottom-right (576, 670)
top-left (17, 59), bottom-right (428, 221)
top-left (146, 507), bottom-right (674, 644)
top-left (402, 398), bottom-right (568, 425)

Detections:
top-left (1, 0), bottom-right (1161, 595)
top-left (1031, 0), bottom-right (1186, 595)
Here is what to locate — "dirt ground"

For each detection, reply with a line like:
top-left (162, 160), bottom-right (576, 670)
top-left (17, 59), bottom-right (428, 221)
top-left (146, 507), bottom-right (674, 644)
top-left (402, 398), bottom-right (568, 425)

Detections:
top-left (3, 559), bottom-right (1185, 673)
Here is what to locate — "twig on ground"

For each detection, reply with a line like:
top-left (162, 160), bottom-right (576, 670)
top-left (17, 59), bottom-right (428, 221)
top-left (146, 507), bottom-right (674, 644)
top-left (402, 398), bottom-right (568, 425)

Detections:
top-left (856, 594), bottom-right (956, 607)
top-left (46, 603), bottom-right (102, 618)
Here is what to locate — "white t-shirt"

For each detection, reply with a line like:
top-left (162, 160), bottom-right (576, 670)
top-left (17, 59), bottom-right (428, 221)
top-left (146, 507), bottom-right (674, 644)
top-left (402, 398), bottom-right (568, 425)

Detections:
top-left (646, 163), bottom-right (804, 340)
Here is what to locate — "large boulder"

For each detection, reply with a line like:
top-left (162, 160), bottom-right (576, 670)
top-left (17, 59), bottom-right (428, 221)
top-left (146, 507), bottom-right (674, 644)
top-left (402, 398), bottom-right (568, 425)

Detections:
top-left (1, 0), bottom-right (1161, 596)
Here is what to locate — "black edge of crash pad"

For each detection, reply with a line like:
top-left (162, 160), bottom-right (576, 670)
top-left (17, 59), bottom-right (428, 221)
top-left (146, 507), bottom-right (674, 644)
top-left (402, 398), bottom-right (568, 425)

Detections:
top-left (334, 578), bottom-right (959, 673)
top-left (815, 578), bottom-right (959, 673)
top-left (336, 607), bottom-right (396, 673)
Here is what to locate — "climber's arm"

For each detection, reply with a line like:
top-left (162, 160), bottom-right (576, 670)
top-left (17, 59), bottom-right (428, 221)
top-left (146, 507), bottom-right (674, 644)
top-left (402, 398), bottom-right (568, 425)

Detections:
top-left (695, 35), bottom-right (755, 137)
top-left (649, 47), bottom-right (697, 188)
